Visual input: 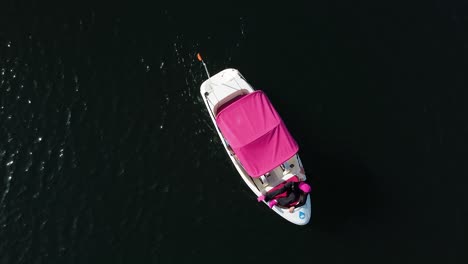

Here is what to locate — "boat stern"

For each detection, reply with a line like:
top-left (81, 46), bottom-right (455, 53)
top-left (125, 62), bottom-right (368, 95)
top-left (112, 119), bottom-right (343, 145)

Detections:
top-left (272, 195), bottom-right (311, 225)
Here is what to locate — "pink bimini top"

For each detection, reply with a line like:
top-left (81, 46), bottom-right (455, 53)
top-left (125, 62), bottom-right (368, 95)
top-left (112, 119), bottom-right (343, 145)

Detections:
top-left (215, 90), bottom-right (299, 177)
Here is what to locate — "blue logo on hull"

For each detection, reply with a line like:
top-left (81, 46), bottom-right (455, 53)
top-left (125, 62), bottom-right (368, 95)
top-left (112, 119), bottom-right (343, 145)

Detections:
top-left (299, 211), bottom-right (305, 219)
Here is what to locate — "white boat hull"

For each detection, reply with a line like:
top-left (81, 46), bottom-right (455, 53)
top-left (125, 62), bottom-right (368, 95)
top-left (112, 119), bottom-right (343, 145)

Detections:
top-left (200, 68), bottom-right (311, 225)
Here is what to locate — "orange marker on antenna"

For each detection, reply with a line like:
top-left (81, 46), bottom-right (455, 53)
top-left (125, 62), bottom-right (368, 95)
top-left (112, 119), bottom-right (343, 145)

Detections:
top-left (197, 52), bottom-right (210, 78)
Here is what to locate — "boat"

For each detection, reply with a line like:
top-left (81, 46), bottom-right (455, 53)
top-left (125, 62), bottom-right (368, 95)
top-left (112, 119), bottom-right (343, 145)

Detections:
top-left (197, 54), bottom-right (311, 225)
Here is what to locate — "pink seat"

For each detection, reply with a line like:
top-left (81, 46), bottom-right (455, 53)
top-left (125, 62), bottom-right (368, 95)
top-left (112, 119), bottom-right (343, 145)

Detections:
top-left (267, 176), bottom-right (300, 200)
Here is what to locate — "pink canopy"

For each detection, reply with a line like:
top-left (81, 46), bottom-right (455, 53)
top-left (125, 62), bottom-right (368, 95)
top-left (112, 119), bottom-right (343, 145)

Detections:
top-left (215, 90), bottom-right (299, 177)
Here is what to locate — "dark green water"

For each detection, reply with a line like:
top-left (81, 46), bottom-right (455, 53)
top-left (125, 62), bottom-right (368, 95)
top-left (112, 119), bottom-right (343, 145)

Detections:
top-left (0, 1), bottom-right (467, 263)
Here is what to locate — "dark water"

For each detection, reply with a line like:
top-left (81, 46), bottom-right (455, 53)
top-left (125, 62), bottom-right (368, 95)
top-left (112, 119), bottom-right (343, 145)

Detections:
top-left (1, 1), bottom-right (467, 263)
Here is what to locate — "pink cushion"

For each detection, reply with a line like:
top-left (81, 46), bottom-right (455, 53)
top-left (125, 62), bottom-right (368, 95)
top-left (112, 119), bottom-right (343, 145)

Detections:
top-left (267, 176), bottom-right (300, 200)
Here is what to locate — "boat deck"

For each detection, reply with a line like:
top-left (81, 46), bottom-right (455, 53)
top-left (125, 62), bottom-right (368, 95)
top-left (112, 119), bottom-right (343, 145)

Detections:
top-left (252, 155), bottom-right (305, 193)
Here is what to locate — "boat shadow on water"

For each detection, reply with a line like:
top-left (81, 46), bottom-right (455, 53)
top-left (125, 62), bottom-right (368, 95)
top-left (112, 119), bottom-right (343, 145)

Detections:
top-left (304, 148), bottom-right (387, 233)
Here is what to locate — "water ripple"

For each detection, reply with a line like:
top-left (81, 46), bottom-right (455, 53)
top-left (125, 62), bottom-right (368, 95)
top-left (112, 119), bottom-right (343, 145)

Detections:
top-left (0, 11), bottom-right (252, 263)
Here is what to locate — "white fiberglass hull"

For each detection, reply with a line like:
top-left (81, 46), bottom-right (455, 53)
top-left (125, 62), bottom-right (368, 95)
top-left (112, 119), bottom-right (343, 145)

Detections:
top-left (200, 68), bottom-right (311, 225)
